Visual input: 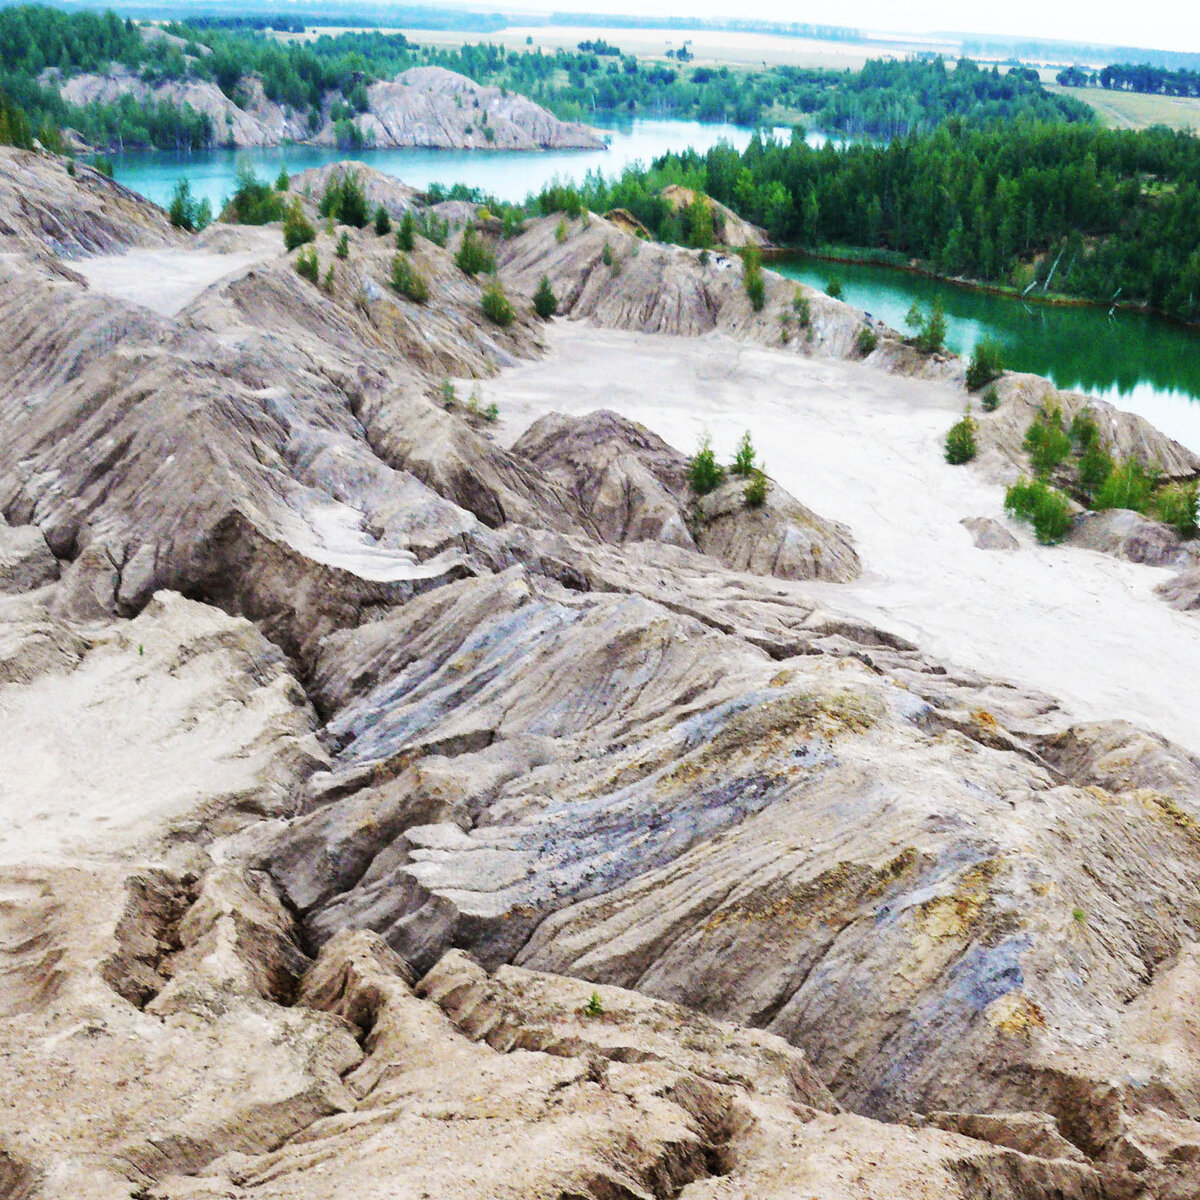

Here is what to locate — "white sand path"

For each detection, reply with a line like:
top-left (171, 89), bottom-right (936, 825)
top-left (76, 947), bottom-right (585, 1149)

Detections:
top-left (72, 227), bottom-right (280, 316)
top-left (482, 322), bottom-right (1200, 755)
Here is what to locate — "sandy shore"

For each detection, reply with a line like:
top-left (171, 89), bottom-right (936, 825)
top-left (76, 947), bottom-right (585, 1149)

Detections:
top-left (481, 321), bottom-right (1200, 755)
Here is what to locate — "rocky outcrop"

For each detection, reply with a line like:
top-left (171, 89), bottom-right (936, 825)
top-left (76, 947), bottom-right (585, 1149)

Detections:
top-left (287, 162), bottom-right (423, 219)
top-left (496, 214), bottom-right (1200, 494)
top-left (55, 65), bottom-right (311, 147)
top-left (973, 373), bottom-right (1200, 483)
top-left (0, 224), bottom-right (549, 660)
top-left (512, 408), bottom-right (860, 580)
top-left (961, 515), bottom-right (1020, 550)
top-left (1157, 565), bottom-right (1200, 611)
top-left (1069, 507), bottom-right (1193, 566)
top-left (7, 154), bottom-right (1200, 1199)
top-left (345, 66), bottom-right (604, 151)
top-left (50, 64), bottom-right (602, 151)
top-left (0, 516), bottom-right (58, 594)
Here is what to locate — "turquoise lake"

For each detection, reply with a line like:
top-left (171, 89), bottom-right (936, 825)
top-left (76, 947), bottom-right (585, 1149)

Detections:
top-left (110, 116), bottom-right (793, 212)
top-left (776, 254), bottom-right (1200, 453)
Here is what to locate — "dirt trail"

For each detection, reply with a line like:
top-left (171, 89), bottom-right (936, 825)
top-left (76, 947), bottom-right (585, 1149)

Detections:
top-left (72, 227), bottom-right (281, 315)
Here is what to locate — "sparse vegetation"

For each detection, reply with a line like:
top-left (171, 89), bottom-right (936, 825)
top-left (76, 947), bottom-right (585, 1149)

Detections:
top-left (742, 245), bottom-right (766, 312)
top-left (684, 196), bottom-right (715, 249)
top-left (1155, 482), bottom-right (1200, 538)
top-left (467, 387), bottom-right (500, 422)
top-left (335, 231), bottom-right (349, 259)
top-left (582, 992), bottom-right (604, 1018)
top-left (792, 289), bottom-right (811, 326)
top-left (965, 336), bottom-right (1005, 391)
top-left (282, 197), bottom-right (315, 251)
top-left (533, 274), bottom-right (557, 319)
top-left (480, 277), bottom-right (514, 325)
top-left (905, 299), bottom-right (947, 354)
top-left (1077, 437), bottom-right (1114, 500)
top-left (1093, 456), bottom-right (1161, 513)
top-left (944, 409), bottom-right (978, 464)
top-left (601, 241), bottom-right (615, 267)
top-left (167, 177), bottom-right (211, 233)
top-left (855, 325), bottom-right (877, 355)
top-left (981, 385), bottom-right (1000, 412)
top-left (226, 163), bottom-right (283, 225)
top-left (554, 217), bottom-right (569, 244)
top-left (731, 431), bottom-right (758, 477)
top-left (688, 437), bottom-right (726, 495)
top-left (319, 169), bottom-right (368, 228)
top-left (1005, 476), bottom-right (1074, 544)
top-left (390, 253), bottom-right (429, 303)
top-left (456, 226), bottom-right (496, 276)
top-left (825, 275), bottom-right (843, 299)
top-left (396, 210), bottom-right (416, 251)
top-left (417, 210), bottom-right (449, 247)
top-left (322, 262), bottom-right (335, 293)
top-left (295, 245), bottom-right (319, 285)
top-left (502, 207), bottom-right (526, 239)
top-left (1023, 403), bottom-right (1072, 475)
top-left (743, 469), bottom-right (769, 509)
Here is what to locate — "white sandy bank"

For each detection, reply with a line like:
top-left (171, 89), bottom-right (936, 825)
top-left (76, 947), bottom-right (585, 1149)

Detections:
top-left (72, 227), bottom-right (280, 315)
top-left (482, 322), bottom-right (1200, 756)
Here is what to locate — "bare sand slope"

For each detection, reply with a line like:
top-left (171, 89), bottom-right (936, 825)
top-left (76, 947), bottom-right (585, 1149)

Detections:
top-left (484, 322), bottom-right (1200, 754)
top-left (72, 227), bottom-right (280, 315)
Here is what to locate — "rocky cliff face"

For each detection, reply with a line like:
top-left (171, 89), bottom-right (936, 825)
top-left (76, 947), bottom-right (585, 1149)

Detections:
top-left (50, 63), bottom-right (603, 151)
top-left (3, 151), bottom-right (1200, 1199)
top-left (344, 66), bottom-right (605, 151)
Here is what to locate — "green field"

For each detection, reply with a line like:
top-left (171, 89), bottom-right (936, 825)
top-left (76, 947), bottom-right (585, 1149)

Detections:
top-left (278, 24), bottom-right (954, 73)
top-left (1046, 83), bottom-right (1200, 131)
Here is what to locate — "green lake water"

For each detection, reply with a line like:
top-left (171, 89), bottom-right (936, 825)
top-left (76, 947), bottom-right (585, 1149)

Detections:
top-left (775, 254), bottom-right (1200, 453)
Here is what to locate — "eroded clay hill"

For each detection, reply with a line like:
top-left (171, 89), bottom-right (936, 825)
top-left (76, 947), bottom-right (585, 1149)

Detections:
top-left (51, 63), bottom-right (604, 151)
top-left (2, 148), bottom-right (1200, 1200)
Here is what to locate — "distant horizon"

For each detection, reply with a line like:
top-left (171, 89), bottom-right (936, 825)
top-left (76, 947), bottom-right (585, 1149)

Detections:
top-left (499, 0), bottom-right (1197, 52)
top-left (27, 0), bottom-right (1200, 57)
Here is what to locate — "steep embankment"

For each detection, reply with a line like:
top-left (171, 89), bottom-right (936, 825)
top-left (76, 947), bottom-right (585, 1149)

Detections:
top-left (50, 64), bottom-right (604, 151)
top-left (3, 152), bottom-right (1200, 1199)
top-left (0, 144), bottom-right (178, 258)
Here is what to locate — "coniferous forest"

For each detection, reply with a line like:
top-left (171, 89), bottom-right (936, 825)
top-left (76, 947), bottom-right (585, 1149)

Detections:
top-left (575, 122), bottom-right (1200, 324)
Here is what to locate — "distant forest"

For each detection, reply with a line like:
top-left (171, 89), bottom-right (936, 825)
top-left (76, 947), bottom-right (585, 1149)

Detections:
top-left (0, 5), bottom-right (1091, 151)
top-left (961, 37), bottom-right (1200, 73)
top-left (1057, 63), bottom-right (1200, 99)
top-left (573, 122), bottom-right (1200, 323)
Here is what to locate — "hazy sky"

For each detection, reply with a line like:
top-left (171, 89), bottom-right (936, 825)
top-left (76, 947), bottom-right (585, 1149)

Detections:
top-left (539, 0), bottom-right (1198, 52)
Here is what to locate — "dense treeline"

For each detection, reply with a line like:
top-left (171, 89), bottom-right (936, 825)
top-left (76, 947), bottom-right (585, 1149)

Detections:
top-left (1057, 63), bottom-right (1200, 98)
top-left (808, 58), bottom-right (1090, 138)
top-left (0, 85), bottom-right (34, 147)
top-left (576, 121), bottom-right (1200, 323)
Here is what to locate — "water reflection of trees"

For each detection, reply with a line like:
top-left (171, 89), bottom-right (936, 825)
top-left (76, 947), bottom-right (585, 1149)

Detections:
top-left (779, 256), bottom-right (1200, 402)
